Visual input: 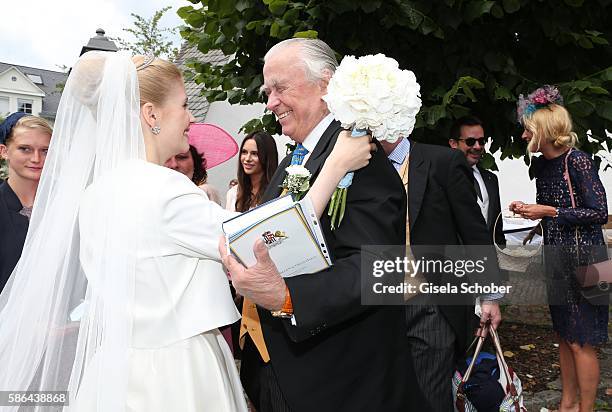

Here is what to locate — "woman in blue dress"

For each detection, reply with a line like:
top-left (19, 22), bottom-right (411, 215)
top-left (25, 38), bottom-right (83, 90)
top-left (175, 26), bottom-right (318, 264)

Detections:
top-left (510, 85), bottom-right (608, 412)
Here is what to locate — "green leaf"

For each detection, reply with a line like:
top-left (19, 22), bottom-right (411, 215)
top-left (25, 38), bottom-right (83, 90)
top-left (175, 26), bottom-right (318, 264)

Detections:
top-left (270, 21), bottom-right (281, 37)
top-left (586, 86), bottom-right (609, 95)
top-left (420, 17), bottom-right (438, 35)
top-left (185, 12), bottom-right (206, 28)
top-left (491, 3), bottom-right (504, 18)
top-left (464, 0), bottom-right (495, 23)
top-left (494, 85), bottom-right (513, 101)
top-left (177, 6), bottom-right (194, 19)
top-left (269, 0), bottom-right (288, 16)
top-left (568, 100), bottom-right (595, 117)
top-left (479, 153), bottom-right (498, 171)
top-left (590, 36), bottom-right (609, 45)
top-left (596, 101), bottom-right (612, 122)
top-left (570, 80), bottom-right (591, 91)
top-left (585, 30), bottom-right (603, 36)
top-left (283, 8), bottom-right (300, 24)
top-left (502, 0), bottom-right (521, 13)
top-left (427, 105), bottom-right (447, 125)
top-left (294, 30), bottom-right (318, 38)
top-left (578, 37), bottom-right (594, 49)
top-left (601, 67), bottom-right (612, 81)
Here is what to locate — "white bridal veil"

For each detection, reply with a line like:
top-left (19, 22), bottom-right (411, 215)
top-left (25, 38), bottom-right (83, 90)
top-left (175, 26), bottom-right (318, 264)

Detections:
top-left (0, 51), bottom-right (145, 411)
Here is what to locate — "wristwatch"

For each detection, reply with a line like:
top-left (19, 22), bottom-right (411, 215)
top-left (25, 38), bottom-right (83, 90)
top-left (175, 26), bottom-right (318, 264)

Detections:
top-left (271, 286), bottom-right (293, 318)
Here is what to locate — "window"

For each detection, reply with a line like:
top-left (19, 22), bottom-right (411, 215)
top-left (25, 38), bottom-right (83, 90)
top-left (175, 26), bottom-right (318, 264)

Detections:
top-left (26, 74), bottom-right (43, 84)
top-left (18, 99), bottom-right (33, 114)
top-left (0, 97), bottom-right (9, 115)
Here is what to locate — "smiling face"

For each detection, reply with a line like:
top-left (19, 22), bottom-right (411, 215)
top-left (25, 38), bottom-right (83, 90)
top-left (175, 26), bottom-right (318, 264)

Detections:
top-left (449, 124), bottom-right (486, 167)
top-left (155, 80), bottom-right (195, 159)
top-left (0, 127), bottom-right (51, 183)
top-left (240, 138), bottom-right (263, 177)
top-left (262, 45), bottom-right (330, 143)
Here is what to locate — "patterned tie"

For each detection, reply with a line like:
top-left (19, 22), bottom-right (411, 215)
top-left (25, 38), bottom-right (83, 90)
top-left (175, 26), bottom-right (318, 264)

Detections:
top-left (290, 143), bottom-right (309, 166)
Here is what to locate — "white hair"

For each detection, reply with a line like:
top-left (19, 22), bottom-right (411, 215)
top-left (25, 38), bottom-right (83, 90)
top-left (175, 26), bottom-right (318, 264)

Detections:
top-left (264, 38), bottom-right (338, 83)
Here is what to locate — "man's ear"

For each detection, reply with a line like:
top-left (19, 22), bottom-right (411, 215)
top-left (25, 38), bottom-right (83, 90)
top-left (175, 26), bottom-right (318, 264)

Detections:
top-left (318, 69), bottom-right (333, 93)
top-left (448, 139), bottom-right (459, 149)
top-left (141, 102), bottom-right (158, 129)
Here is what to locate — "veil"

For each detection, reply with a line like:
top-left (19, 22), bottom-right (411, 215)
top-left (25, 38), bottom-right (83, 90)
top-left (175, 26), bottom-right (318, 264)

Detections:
top-left (0, 51), bottom-right (145, 411)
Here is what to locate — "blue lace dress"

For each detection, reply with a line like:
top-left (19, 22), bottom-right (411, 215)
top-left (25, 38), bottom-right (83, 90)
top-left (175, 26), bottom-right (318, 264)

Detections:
top-left (532, 149), bottom-right (609, 346)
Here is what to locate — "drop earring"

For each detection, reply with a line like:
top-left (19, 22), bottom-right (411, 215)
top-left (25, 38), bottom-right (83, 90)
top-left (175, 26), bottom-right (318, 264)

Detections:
top-left (151, 126), bottom-right (161, 135)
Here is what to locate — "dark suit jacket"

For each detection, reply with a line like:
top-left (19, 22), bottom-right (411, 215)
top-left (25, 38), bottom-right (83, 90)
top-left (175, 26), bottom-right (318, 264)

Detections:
top-left (243, 121), bottom-right (409, 412)
top-left (407, 142), bottom-right (501, 353)
top-left (478, 166), bottom-right (506, 246)
top-left (0, 181), bottom-right (28, 292)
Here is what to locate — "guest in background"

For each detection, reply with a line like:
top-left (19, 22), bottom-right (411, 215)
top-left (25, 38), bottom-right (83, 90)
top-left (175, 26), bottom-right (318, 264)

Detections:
top-left (226, 130), bottom-right (278, 212)
top-left (165, 144), bottom-right (222, 204)
top-left (0, 113), bottom-right (52, 291)
top-left (510, 85), bottom-right (608, 412)
top-left (449, 115), bottom-right (505, 246)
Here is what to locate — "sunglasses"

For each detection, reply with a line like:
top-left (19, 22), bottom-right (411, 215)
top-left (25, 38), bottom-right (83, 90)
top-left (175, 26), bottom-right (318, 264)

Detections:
top-left (456, 137), bottom-right (487, 147)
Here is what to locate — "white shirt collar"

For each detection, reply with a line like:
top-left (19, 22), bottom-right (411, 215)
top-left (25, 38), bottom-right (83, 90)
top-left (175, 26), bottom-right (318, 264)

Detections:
top-left (300, 113), bottom-right (335, 154)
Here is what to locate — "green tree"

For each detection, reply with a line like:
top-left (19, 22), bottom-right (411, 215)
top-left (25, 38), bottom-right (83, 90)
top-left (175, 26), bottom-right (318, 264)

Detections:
top-left (179, 0), bottom-right (612, 168)
top-left (115, 6), bottom-right (179, 60)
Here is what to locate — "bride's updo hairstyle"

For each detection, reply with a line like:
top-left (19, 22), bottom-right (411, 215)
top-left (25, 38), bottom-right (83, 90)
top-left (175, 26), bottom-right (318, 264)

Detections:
top-left (523, 104), bottom-right (578, 152)
top-left (132, 55), bottom-right (183, 107)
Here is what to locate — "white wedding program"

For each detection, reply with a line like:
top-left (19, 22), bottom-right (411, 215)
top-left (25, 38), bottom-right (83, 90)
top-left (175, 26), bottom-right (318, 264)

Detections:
top-left (223, 195), bottom-right (331, 278)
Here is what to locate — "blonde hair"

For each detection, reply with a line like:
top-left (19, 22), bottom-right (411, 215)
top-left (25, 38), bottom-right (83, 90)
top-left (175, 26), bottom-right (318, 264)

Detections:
top-left (5, 116), bottom-right (53, 146)
top-left (132, 55), bottom-right (183, 107)
top-left (522, 104), bottom-right (578, 152)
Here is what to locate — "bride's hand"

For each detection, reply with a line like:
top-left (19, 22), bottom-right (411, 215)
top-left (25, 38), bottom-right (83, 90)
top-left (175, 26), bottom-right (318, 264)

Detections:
top-left (328, 130), bottom-right (376, 173)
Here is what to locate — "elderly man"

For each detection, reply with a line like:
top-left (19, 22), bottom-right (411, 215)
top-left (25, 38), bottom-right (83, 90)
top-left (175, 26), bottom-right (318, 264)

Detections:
top-left (222, 38), bottom-right (409, 412)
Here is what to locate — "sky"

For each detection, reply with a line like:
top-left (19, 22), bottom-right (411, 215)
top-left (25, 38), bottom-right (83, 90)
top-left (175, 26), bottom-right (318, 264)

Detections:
top-left (0, 0), bottom-right (186, 71)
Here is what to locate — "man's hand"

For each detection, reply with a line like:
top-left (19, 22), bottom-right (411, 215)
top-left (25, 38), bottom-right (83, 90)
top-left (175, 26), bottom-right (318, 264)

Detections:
top-left (477, 300), bottom-right (502, 337)
top-left (219, 237), bottom-right (286, 311)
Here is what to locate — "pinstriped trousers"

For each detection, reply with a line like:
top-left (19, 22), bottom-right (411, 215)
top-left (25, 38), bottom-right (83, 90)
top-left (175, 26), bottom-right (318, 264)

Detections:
top-left (405, 301), bottom-right (456, 412)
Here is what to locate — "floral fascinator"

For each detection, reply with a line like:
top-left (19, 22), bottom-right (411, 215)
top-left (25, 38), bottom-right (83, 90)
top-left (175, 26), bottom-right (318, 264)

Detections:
top-left (516, 85), bottom-right (564, 124)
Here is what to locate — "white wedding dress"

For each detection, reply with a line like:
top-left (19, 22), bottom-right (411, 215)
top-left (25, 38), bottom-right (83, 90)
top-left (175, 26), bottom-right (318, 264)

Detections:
top-left (73, 160), bottom-right (247, 412)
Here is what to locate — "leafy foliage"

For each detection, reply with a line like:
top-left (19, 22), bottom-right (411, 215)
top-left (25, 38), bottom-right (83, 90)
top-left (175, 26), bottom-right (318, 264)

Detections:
top-left (179, 0), bottom-right (612, 168)
top-left (114, 6), bottom-right (179, 60)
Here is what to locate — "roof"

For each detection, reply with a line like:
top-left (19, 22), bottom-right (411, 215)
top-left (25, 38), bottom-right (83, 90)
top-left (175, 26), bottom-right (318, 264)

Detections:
top-left (174, 44), bottom-right (230, 121)
top-left (0, 62), bottom-right (68, 120)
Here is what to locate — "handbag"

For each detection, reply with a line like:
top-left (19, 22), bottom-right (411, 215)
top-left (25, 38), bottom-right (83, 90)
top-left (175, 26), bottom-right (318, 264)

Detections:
top-left (493, 213), bottom-right (543, 273)
top-left (453, 324), bottom-right (527, 412)
top-left (563, 148), bottom-right (612, 295)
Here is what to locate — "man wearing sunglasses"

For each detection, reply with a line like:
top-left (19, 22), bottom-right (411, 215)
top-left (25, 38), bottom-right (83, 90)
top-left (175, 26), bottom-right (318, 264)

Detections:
top-left (449, 115), bottom-right (506, 247)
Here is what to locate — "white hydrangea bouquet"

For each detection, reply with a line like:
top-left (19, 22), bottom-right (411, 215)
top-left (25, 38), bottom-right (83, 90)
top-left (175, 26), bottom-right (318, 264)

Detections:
top-left (323, 53), bottom-right (422, 229)
top-left (281, 165), bottom-right (311, 200)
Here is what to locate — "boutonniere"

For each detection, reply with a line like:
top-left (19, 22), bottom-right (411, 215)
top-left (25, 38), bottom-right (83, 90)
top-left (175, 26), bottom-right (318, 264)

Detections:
top-left (281, 165), bottom-right (311, 201)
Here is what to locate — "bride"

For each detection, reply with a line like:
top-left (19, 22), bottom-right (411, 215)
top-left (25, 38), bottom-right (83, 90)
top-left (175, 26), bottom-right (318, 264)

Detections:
top-left (0, 51), bottom-right (373, 411)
